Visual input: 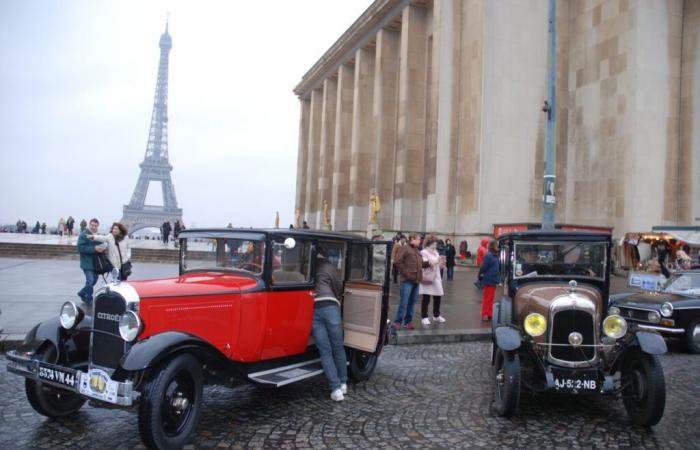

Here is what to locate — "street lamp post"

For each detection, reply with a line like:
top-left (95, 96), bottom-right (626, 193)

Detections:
top-left (542, 0), bottom-right (557, 230)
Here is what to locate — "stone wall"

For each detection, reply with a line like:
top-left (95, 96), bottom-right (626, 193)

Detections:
top-left (294, 0), bottom-right (698, 241)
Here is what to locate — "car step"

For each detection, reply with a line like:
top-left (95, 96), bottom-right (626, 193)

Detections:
top-left (247, 359), bottom-right (323, 387)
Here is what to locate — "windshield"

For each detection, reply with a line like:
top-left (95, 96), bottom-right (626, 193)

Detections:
top-left (513, 241), bottom-right (607, 280)
top-left (661, 273), bottom-right (700, 294)
top-left (181, 237), bottom-right (265, 275)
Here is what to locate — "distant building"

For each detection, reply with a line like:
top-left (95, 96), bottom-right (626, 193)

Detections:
top-left (293, 0), bottom-right (699, 242)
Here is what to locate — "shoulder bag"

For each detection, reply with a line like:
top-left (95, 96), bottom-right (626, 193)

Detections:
top-left (93, 250), bottom-right (113, 275)
top-left (116, 241), bottom-right (132, 280)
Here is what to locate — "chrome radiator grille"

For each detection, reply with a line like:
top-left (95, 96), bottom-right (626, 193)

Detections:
top-left (91, 291), bottom-right (127, 369)
top-left (550, 309), bottom-right (595, 362)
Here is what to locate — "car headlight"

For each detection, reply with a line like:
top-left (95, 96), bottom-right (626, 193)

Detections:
top-left (603, 314), bottom-right (628, 339)
top-left (647, 311), bottom-right (661, 323)
top-left (524, 313), bottom-right (547, 337)
top-left (608, 306), bottom-right (620, 316)
top-left (660, 302), bottom-right (673, 318)
top-left (118, 311), bottom-right (142, 342)
top-left (59, 301), bottom-right (84, 329)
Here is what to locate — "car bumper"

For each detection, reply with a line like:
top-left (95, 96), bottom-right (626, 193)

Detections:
top-left (636, 324), bottom-right (685, 334)
top-left (6, 350), bottom-right (137, 406)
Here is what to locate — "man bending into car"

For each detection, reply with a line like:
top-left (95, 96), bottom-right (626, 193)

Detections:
top-left (313, 245), bottom-right (348, 402)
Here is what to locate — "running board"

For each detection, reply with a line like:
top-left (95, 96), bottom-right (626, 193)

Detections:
top-left (247, 359), bottom-right (323, 387)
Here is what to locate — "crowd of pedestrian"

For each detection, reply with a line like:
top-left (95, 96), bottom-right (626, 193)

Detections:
top-left (10, 216), bottom-right (80, 236)
top-left (388, 231), bottom-right (498, 329)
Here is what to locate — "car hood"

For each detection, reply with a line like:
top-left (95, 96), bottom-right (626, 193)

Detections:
top-left (610, 291), bottom-right (697, 309)
top-left (128, 272), bottom-right (260, 299)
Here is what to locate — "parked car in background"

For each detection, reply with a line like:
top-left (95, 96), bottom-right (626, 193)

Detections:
top-left (610, 271), bottom-right (700, 353)
top-left (6, 229), bottom-right (392, 449)
top-left (491, 231), bottom-right (667, 427)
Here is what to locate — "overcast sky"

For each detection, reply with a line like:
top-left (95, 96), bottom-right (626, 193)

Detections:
top-left (0, 0), bottom-right (372, 230)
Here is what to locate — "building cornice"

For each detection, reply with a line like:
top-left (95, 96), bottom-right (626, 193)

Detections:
top-left (293, 0), bottom-right (413, 99)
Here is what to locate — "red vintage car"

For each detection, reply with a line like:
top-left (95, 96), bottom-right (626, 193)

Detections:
top-left (6, 229), bottom-right (392, 449)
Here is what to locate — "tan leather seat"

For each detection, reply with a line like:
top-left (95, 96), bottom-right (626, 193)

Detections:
top-left (272, 270), bottom-right (306, 284)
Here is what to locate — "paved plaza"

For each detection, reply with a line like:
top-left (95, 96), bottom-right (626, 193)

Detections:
top-left (1, 341), bottom-right (699, 449)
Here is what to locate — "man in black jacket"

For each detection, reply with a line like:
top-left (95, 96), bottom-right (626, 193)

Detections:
top-left (444, 239), bottom-right (456, 281)
top-left (313, 245), bottom-right (347, 402)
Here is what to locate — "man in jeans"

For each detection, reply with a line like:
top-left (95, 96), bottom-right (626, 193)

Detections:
top-left (313, 245), bottom-right (348, 402)
top-left (77, 218), bottom-right (105, 306)
top-left (393, 233), bottom-right (423, 330)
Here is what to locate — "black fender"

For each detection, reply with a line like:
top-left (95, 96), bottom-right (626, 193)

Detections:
top-left (634, 330), bottom-right (667, 355)
top-left (20, 316), bottom-right (92, 364)
top-left (120, 331), bottom-right (226, 371)
top-left (494, 326), bottom-right (521, 351)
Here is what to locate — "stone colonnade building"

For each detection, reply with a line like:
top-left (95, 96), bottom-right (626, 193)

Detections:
top-left (294, 0), bottom-right (699, 243)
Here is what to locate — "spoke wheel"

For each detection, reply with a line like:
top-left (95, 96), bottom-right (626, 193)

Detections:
top-left (685, 320), bottom-right (700, 354)
top-left (25, 345), bottom-right (86, 418)
top-left (492, 348), bottom-right (520, 418)
top-left (621, 349), bottom-right (666, 427)
top-left (139, 354), bottom-right (203, 450)
top-left (348, 349), bottom-right (379, 382)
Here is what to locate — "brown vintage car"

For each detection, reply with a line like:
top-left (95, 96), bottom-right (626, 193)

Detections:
top-left (491, 231), bottom-right (667, 426)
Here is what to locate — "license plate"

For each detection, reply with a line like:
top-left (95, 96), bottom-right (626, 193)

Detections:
top-left (551, 368), bottom-right (599, 393)
top-left (37, 364), bottom-right (78, 389)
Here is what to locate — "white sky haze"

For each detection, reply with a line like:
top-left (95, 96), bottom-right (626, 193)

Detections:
top-left (0, 0), bottom-right (373, 230)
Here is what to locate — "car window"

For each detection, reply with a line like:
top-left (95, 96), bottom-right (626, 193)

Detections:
top-left (349, 244), bottom-right (370, 281)
top-left (663, 273), bottom-right (700, 293)
top-left (317, 241), bottom-right (346, 274)
top-left (512, 241), bottom-right (607, 280)
top-left (271, 238), bottom-right (312, 285)
top-left (182, 238), bottom-right (264, 275)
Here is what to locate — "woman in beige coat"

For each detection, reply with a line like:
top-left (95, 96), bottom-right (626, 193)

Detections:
top-left (419, 235), bottom-right (445, 326)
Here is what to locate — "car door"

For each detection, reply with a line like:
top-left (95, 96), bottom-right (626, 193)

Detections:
top-left (260, 236), bottom-right (315, 359)
top-left (343, 241), bottom-right (391, 353)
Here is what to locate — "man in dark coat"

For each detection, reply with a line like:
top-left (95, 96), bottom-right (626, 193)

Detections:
top-left (313, 245), bottom-right (347, 401)
top-left (478, 239), bottom-right (500, 321)
top-left (161, 220), bottom-right (172, 244)
top-left (77, 218), bottom-right (105, 306)
top-left (444, 239), bottom-right (456, 281)
top-left (393, 233), bottom-right (424, 330)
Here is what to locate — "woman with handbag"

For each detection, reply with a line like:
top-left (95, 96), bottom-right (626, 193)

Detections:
top-left (419, 235), bottom-right (446, 326)
top-left (88, 222), bottom-right (132, 281)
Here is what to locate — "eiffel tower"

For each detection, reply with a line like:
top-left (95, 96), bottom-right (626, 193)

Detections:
top-left (122, 21), bottom-right (182, 233)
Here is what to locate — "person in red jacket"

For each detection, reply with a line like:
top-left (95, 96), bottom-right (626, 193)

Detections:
top-left (473, 238), bottom-right (489, 289)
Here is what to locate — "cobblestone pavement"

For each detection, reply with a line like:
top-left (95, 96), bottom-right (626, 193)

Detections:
top-left (1, 342), bottom-right (698, 449)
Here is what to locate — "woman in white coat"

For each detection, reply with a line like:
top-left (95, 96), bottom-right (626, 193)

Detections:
top-left (419, 235), bottom-right (446, 326)
top-left (88, 222), bottom-right (131, 281)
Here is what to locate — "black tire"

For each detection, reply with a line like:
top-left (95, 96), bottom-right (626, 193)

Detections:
top-left (493, 348), bottom-right (520, 417)
top-left (685, 320), bottom-right (700, 354)
top-left (621, 348), bottom-right (666, 427)
top-left (25, 345), bottom-right (86, 418)
top-left (138, 353), bottom-right (203, 450)
top-left (348, 349), bottom-right (379, 381)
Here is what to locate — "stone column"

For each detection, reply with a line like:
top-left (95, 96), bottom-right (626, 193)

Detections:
top-left (427, 0), bottom-right (460, 233)
top-left (373, 28), bottom-right (400, 231)
top-left (331, 64), bottom-right (355, 230)
top-left (681, 0), bottom-right (700, 225)
top-left (455, 0), bottom-right (484, 235)
top-left (295, 98), bottom-right (311, 220)
top-left (394, 4), bottom-right (428, 232)
top-left (317, 78), bottom-right (338, 229)
top-left (348, 47), bottom-right (376, 231)
top-left (304, 88), bottom-right (323, 227)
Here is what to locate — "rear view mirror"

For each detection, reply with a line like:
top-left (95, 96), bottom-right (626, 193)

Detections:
top-left (284, 237), bottom-right (296, 249)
